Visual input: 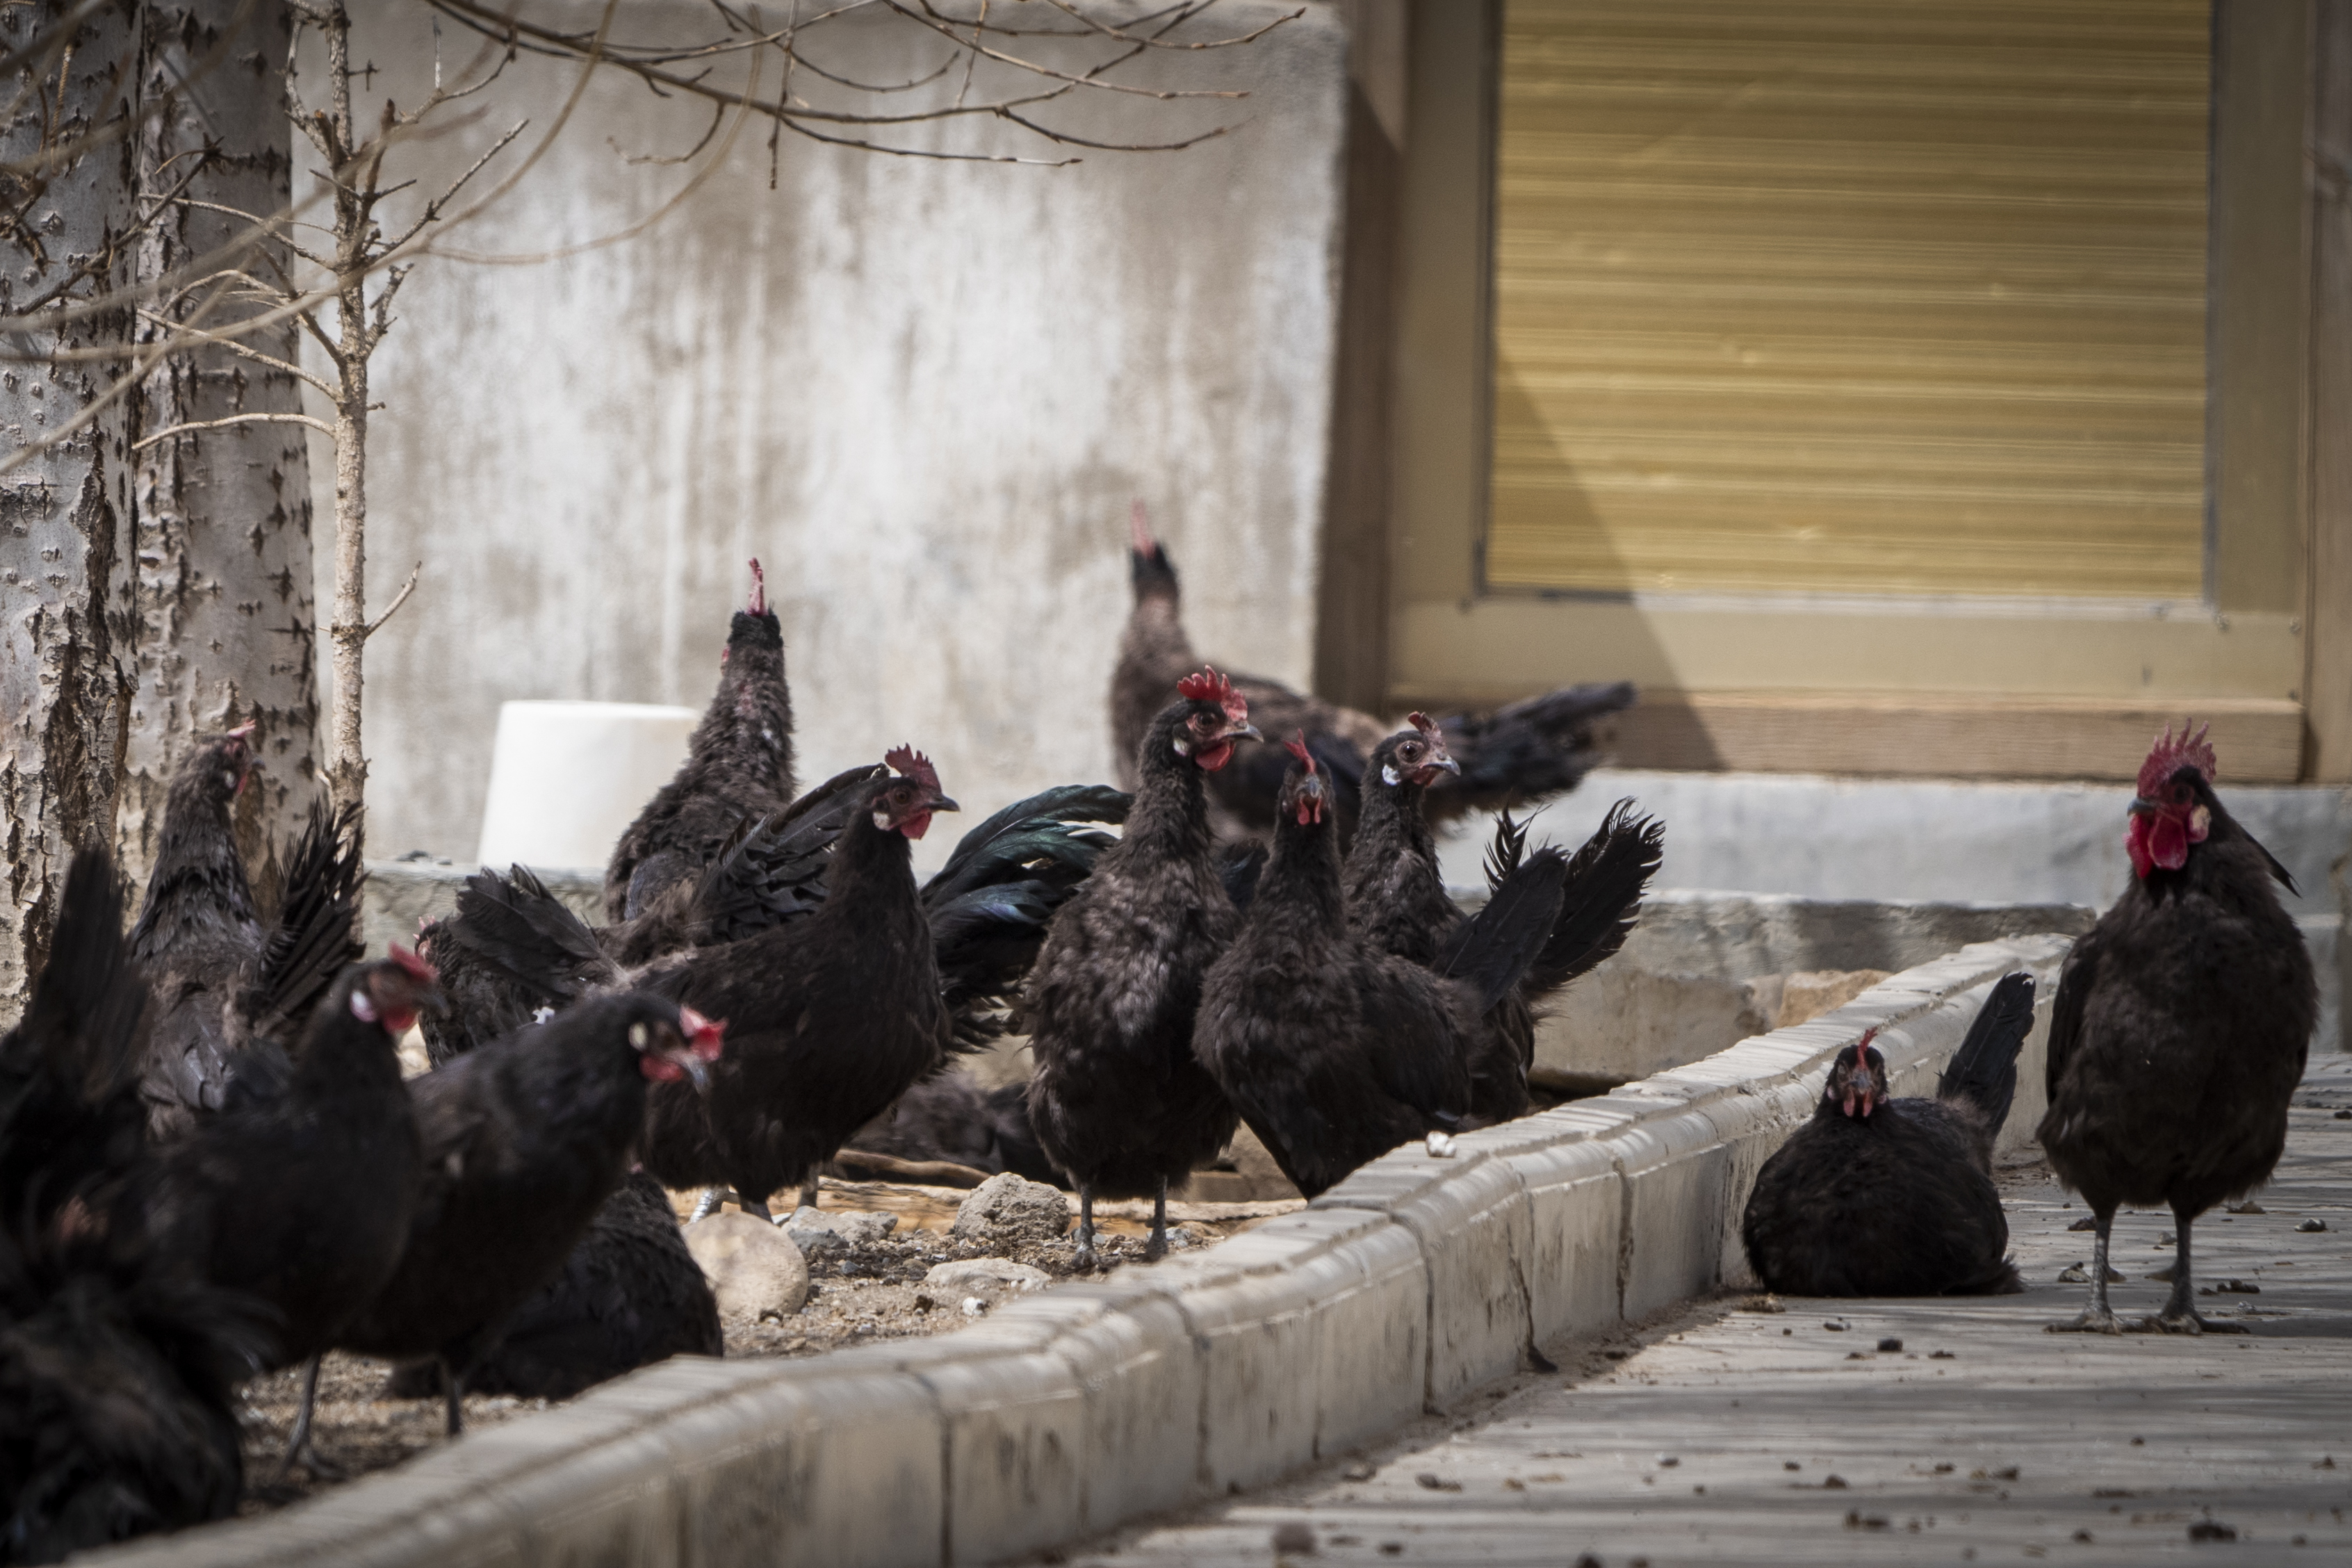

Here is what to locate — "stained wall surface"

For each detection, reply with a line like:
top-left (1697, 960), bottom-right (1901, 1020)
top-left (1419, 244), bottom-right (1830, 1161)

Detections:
top-left (300, 3), bottom-right (1348, 860)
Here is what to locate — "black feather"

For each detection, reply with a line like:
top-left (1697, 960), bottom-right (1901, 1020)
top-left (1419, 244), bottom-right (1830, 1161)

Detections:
top-left (1218, 840), bottom-right (1268, 911)
top-left (1937, 971), bottom-right (2036, 1129)
top-left (237, 801), bottom-right (366, 1047)
top-left (1519, 801), bottom-right (1663, 997)
top-left (1440, 847), bottom-right (1569, 1015)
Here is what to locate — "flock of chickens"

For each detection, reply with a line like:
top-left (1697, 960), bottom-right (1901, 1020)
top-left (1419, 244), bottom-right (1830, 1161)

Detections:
top-left (0, 512), bottom-right (2322, 1565)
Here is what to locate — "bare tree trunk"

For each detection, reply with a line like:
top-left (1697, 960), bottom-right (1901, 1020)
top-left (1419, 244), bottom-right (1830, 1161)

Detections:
top-left (316, 0), bottom-right (367, 815)
top-left (122, 0), bottom-right (319, 907)
top-left (0, 1), bottom-right (141, 1013)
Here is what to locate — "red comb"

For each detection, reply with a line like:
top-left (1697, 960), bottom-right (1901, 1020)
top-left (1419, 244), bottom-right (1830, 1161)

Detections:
top-left (1130, 499), bottom-right (1154, 553)
top-left (1177, 666), bottom-right (1249, 725)
top-left (1284, 731), bottom-right (1316, 772)
top-left (884, 745), bottom-right (940, 796)
top-left (2137, 721), bottom-right (2216, 798)
top-left (387, 943), bottom-right (439, 986)
top-left (1406, 711), bottom-right (1440, 740)
top-left (746, 558), bottom-right (766, 616)
top-left (678, 1004), bottom-right (726, 1061)
top-left (1856, 1026), bottom-right (1879, 1054)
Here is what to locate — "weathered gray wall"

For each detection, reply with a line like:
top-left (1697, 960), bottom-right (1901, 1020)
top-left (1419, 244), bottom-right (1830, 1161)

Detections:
top-left (300, 2), bottom-right (1348, 859)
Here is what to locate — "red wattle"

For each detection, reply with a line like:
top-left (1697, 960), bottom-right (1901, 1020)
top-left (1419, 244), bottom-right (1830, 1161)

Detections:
top-left (899, 812), bottom-right (931, 840)
top-left (2128, 814), bottom-right (2189, 877)
top-left (1196, 741), bottom-right (1234, 773)
top-left (641, 1054), bottom-right (686, 1084)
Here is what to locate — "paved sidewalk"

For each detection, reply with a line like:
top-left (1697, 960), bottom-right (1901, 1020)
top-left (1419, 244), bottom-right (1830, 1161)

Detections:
top-left (1050, 1059), bottom-right (2352, 1567)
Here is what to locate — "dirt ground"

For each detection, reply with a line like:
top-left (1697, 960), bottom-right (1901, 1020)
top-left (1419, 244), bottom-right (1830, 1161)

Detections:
top-left (237, 1177), bottom-right (1302, 1513)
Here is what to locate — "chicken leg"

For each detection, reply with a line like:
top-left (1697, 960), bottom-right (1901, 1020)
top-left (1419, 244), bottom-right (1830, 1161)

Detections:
top-left (443, 1357), bottom-right (468, 1435)
top-left (799, 1175), bottom-right (821, 1211)
top-left (688, 1186), bottom-right (733, 1224)
top-left (272, 1355), bottom-right (346, 1481)
top-left (2048, 1208), bottom-right (2121, 1334)
top-left (1074, 1184), bottom-right (1097, 1271)
top-left (2148, 1207), bottom-right (2248, 1334)
top-left (1143, 1177), bottom-right (1170, 1262)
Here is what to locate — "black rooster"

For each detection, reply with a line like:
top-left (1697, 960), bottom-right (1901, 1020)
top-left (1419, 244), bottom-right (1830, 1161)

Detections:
top-left (1740, 972), bottom-right (2037, 1298)
top-left (2041, 725), bottom-right (2317, 1334)
top-left (128, 952), bottom-right (436, 1474)
top-left (1, 848), bottom-right (264, 1562)
top-left (603, 560), bottom-right (797, 922)
top-left (129, 726), bottom-right (365, 1136)
top-left (332, 995), bottom-right (722, 1438)
top-left (1114, 503), bottom-right (1635, 839)
top-left (1028, 669), bottom-right (1264, 1264)
top-left (1344, 715), bottom-right (1660, 1123)
top-left (1193, 737), bottom-right (1590, 1199)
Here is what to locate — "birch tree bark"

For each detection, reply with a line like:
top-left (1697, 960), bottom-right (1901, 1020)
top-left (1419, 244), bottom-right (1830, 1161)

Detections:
top-left (121, 0), bottom-right (318, 904)
top-left (0, 1), bottom-right (141, 1007)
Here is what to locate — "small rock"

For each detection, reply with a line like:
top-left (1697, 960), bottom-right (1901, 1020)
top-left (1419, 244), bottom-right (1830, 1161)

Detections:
top-left (1877, 1337), bottom-right (1902, 1353)
top-left (1341, 1461), bottom-right (1377, 1481)
top-left (781, 1207), bottom-right (897, 1255)
top-left (685, 1212), bottom-right (810, 1319)
top-left (1749, 1293), bottom-right (1786, 1314)
top-left (2336, 1109), bottom-right (2351, 1120)
top-left (1656, 1454), bottom-right (1679, 1467)
top-left (951, 1172), bottom-right (1070, 1246)
top-left (2068, 1216), bottom-right (2099, 1231)
top-left (1573, 1555), bottom-right (1601, 1568)
top-left (1414, 1472), bottom-right (1462, 1492)
top-left (2227, 1200), bottom-right (2266, 1214)
top-left (1930, 1350), bottom-right (1955, 1360)
top-left (2187, 1519), bottom-right (2237, 1542)
top-left (1822, 1474), bottom-right (1848, 1489)
top-left (1270, 1521), bottom-right (1316, 1554)
top-left (961, 1296), bottom-right (988, 1316)
top-left (1784, 1461), bottom-right (1800, 1471)
top-left (1822, 1319), bottom-right (1847, 1331)
top-left (2296, 1218), bottom-right (2328, 1233)
top-left (925, 1257), bottom-right (1050, 1291)
top-left (1426, 1130), bottom-right (1457, 1158)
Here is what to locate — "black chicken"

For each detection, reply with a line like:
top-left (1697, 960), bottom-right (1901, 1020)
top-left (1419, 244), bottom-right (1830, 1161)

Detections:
top-left (2041, 725), bottom-right (2317, 1334)
top-left (635, 752), bottom-right (960, 1219)
top-left (383, 1171), bottom-right (719, 1403)
top-left (1114, 503), bottom-right (1635, 839)
top-left (603, 559), bottom-right (797, 922)
top-left (332, 995), bottom-right (723, 1437)
top-left (1, 848), bottom-right (264, 1562)
top-left (1028, 669), bottom-right (1264, 1264)
top-left (1195, 738), bottom-right (1597, 1199)
top-left (423, 758), bottom-right (1124, 1216)
top-left (1740, 972), bottom-right (2037, 1298)
top-left (129, 726), bottom-right (365, 1137)
top-left (840, 1069), bottom-right (1065, 1189)
top-left (1344, 716), bottom-right (1660, 1123)
top-left (128, 952), bottom-right (436, 1473)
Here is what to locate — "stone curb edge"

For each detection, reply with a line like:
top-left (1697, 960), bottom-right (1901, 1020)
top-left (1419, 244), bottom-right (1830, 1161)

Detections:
top-left (90, 934), bottom-right (2071, 1568)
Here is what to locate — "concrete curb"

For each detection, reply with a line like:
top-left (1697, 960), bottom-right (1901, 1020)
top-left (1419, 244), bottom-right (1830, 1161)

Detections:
top-left (92, 935), bottom-right (2071, 1567)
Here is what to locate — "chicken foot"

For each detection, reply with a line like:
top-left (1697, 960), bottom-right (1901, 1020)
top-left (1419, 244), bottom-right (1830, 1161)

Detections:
top-left (2145, 1207), bottom-right (2249, 1335)
top-left (799, 1176), bottom-right (821, 1211)
top-left (272, 1355), bottom-right (347, 1481)
top-left (2048, 1209), bottom-right (2121, 1334)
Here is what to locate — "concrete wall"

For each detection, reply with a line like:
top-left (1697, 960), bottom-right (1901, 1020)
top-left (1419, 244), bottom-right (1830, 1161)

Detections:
top-left (304, 2), bottom-right (1348, 860)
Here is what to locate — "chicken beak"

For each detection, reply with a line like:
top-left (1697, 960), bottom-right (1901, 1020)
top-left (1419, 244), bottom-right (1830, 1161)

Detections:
top-left (1227, 721), bottom-right (1264, 744)
top-left (673, 1050), bottom-right (713, 1094)
top-left (2127, 797), bottom-right (2158, 817)
top-left (1431, 754), bottom-right (1462, 777)
top-left (929, 794), bottom-right (961, 814)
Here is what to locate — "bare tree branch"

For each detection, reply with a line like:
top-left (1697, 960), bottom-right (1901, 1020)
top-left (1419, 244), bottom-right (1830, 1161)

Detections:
top-left (364, 562), bottom-right (422, 638)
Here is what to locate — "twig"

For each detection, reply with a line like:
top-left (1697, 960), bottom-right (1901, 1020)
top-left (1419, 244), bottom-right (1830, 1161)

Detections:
top-left (130, 409), bottom-right (335, 451)
top-left (364, 562), bottom-right (421, 638)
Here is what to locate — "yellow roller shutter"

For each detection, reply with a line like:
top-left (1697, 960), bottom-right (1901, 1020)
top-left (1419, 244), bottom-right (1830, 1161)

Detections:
top-left (1489, 0), bottom-right (2212, 599)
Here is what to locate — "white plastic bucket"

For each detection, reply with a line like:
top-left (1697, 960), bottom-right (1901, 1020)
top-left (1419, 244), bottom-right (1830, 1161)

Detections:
top-left (474, 700), bottom-right (699, 871)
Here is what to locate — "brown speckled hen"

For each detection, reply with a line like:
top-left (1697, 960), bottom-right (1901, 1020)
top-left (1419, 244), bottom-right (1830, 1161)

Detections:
top-left (2041, 725), bottom-right (2317, 1334)
top-left (1740, 972), bottom-right (2036, 1298)
top-left (1115, 503), bottom-right (1634, 840)
top-left (1027, 669), bottom-right (1263, 1264)
top-left (603, 560), bottom-right (797, 922)
top-left (1192, 737), bottom-right (1578, 1200)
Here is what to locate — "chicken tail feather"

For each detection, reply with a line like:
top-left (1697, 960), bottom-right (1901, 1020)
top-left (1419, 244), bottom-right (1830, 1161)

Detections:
top-left (1937, 970), bottom-right (2036, 1129)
